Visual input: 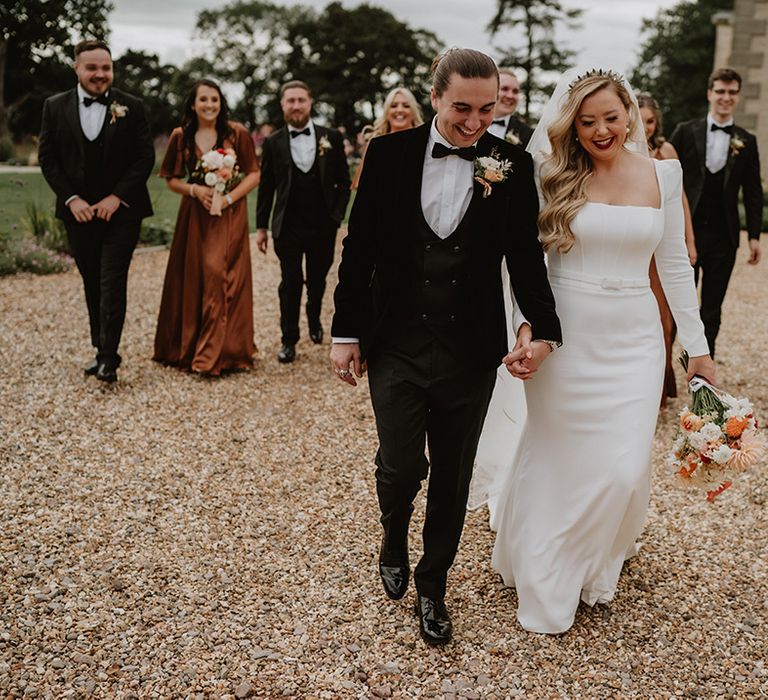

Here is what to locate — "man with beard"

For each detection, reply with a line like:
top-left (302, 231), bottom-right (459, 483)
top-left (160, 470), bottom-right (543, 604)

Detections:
top-left (39, 39), bottom-right (154, 383)
top-left (256, 81), bottom-right (351, 363)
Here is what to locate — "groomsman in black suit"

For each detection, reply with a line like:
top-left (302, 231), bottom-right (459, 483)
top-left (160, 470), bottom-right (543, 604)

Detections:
top-left (329, 49), bottom-right (561, 645)
top-left (486, 68), bottom-right (533, 147)
top-left (39, 39), bottom-right (154, 383)
top-left (256, 80), bottom-right (351, 364)
top-left (670, 67), bottom-right (763, 357)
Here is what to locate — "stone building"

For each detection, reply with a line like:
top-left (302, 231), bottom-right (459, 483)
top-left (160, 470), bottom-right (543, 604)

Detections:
top-left (714, 0), bottom-right (768, 180)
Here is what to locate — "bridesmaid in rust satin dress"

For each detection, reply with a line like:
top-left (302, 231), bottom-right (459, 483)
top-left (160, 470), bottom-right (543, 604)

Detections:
top-left (154, 79), bottom-right (260, 375)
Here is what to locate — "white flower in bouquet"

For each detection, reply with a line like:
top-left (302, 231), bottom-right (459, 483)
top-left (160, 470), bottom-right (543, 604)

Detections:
top-left (204, 172), bottom-right (218, 186)
top-left (724, 397), bottom-right (753, 420)
top-left (709, 444), bottom-right (733, 465)
top-left (222, 153), bottom-right (236, 169)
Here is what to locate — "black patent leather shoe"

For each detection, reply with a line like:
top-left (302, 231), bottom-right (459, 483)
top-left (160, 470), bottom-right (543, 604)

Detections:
top-left (83, 360), bottom-right (99, 377)
top-left (96, 363), bottom-right (118, 383)
top-left (277, 344), bottom-right (296, 363)
top-left (379, 563), bottom-right (410, 600)
top-left (415, 595), bottom-right (452, 645)
top-left (309, 326), bottom-right (324, 345)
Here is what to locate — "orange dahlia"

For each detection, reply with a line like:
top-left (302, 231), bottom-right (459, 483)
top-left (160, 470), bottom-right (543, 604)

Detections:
top-left (724, 416), bottom-right (749, 438)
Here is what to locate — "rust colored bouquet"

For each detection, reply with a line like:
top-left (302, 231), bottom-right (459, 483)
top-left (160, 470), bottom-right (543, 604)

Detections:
top-left (669, 354), bottom-right (766, 501)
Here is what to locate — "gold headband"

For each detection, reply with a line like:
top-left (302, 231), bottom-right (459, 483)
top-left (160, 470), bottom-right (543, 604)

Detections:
top-left (568, 69), bottom-right (626, 93)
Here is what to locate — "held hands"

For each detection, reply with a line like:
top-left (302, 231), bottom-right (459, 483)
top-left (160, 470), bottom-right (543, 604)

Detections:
top-left (68, 195), bottom-right (122, 223)
top-left (330, 342), bottom-right (365, 387)
top-left (192, 185), bottom-right (215, 211)
top-left (686, 354), bottom-right (716, 386)
top-left (503, 323), bottom-right (553, 380)
top-left (748, 239), bottom-right (762, 265)
top-left (686, 239), bottom-right (698, 267)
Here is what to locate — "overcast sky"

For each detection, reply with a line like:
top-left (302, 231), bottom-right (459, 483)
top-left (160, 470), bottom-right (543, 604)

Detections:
top-left (109, 0), bottom-right (683, 76)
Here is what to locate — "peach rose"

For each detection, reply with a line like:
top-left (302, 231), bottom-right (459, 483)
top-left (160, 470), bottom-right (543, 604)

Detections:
top-left (483, 169), bottom-right (504, 183)
top-left (680, 412), bottom-right (704, 432)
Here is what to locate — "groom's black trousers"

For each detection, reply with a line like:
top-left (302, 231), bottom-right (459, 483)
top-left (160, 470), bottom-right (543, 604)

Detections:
top-left (367, 335), bottom-right (496, 600)
top-left (65, 208), bottom-right (140, 368)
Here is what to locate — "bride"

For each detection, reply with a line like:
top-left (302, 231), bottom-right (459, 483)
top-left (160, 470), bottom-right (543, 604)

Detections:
top-left (475, 69), bottom-right (716, 634)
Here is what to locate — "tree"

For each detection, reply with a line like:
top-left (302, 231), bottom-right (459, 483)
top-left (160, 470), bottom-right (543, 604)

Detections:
top-left (285, 2), bottom-right (441, 133)
top-left (630, 0), bottom-right (733, 135)
top-left (488, 0), bottom-right (583, 121)
top-left (194, 1), bottom-right (313, 128)
top-left (114, 50), bottom-right (200, 137)
top-left (0, 0), bottom-right (112, 142)
top-left (193, 1), bottom-right (442, 132)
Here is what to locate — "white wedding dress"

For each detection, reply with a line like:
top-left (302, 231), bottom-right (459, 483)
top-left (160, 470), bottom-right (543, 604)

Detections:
top-left (482, 158), bottom-right (709, 634)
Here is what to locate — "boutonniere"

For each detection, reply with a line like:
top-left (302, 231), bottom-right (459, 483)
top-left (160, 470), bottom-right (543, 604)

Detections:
top-left (505, 130), bottom-right (521, 146)
top-left (318, 135), bottom-right (332, 156)
top-left (110, 102), bottom-right (129, 124)
top-left (474, 148), bottom-right (512, 198)
top-left (730, 134), bottom-right (745, 157)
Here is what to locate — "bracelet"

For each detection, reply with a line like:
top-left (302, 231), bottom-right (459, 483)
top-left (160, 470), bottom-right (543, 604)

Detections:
top-left (190, 184), bottom-right (196, 198)
top-left (225, 194), bottom-right (233, 206)
top-left (533, 339), bottom-right (560, 352)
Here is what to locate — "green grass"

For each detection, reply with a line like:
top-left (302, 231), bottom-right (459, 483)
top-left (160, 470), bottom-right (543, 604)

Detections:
top-left (0, 171), bottom-right (257, 238)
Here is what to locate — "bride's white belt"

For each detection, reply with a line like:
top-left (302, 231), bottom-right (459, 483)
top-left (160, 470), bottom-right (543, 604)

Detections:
top-left (549, 269), bottom-right (649, 291)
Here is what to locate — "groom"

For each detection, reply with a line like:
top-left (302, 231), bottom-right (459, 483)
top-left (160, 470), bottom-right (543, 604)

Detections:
top-left (330, 48), bottom-right (561, 645)
top-left (39, 39), bottom-right (154, 383)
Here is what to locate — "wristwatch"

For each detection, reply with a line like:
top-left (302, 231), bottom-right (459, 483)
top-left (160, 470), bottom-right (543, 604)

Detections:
top-left (533, 339), bottom-right (560, 352)
top-left (225, 194), bottom-right (233, 206)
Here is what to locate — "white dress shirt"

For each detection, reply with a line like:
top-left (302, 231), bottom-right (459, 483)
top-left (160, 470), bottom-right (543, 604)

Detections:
top-left (487, 114), bottom-right (510, 140)
top-left (421, 118), bottom-right (475, 239)
top-left (77, 84), bottom-right (108, 141)
top-left (705, 113), bottom-right (733, 174)
top-left (288, 121), bottom-right (316, 173)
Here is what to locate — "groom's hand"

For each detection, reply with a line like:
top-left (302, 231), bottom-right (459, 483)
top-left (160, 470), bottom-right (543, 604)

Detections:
top-left (93, 194), bottom-right (122, 222)
top-left (68, 197), bottom-right (94, 223)
top-left (330, 342), bottom-right (364, 387)
top-left (504, 322), bottom-right (534, 379)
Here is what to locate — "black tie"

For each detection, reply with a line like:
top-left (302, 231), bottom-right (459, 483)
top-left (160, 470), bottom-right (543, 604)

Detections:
top-left (710, 123), bottom-right (732, 134)
top-left (83, 94), bottom-right (109, 107)
top-left (492, 119), bottom-right (506, 126)
top-left (290, 128), bottom-right (311, 138)
top-left (431, 142), bottom-right (475, 161)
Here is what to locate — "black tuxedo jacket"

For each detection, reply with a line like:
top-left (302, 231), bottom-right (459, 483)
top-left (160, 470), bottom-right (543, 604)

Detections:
top-left (506, 115), bottom-right (534, 148)
top-left (256, 123), bottom-right (351, 239)
top-left (38, 87), bottom-right (154, 222)
top-left (669, 118), bottom-right (763, 246)
top-left (331, 123), bottom-right (561, 370)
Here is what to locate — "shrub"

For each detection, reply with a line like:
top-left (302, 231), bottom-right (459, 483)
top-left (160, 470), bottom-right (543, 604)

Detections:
top-left (14, 241), bottom-right (73, 275)
top-left (0, 137), bottom-right (13, 162)
top-left (21, 203), bottom-right (70, 254)
top-left (140, 218), bottom-right (174, 247)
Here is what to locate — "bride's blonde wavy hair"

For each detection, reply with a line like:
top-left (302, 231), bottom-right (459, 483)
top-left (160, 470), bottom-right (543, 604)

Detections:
top-left (538, 72), bottom-right (638, 253)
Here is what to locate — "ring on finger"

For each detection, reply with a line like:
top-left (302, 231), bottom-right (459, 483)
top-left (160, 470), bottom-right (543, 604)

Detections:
top-left (338, 369), bottom-right (350, 378)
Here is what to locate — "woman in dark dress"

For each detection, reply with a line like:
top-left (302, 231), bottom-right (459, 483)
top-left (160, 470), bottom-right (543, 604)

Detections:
top-left (154, 79), bottom-right (260, 375)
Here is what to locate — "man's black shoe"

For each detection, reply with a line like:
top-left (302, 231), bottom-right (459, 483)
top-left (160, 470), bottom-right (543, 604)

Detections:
top-left (277, 344), bottom-right (296, 363)
top-left (379, 563), bottom-right (410, 600)
top-left (309, 326), bottom-right (324, 344)
top-left (96, 363), bottom-right (118, 383)
top-left (415, 595), bottom-right (452, 645)
top-left (83, 360), bottom-right (99, 376)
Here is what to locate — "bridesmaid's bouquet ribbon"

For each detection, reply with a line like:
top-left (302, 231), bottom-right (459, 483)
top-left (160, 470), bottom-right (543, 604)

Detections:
top-left (191, 148), bottom-right (243, 216)
top-left (669, 353), bottom-right (766, 501)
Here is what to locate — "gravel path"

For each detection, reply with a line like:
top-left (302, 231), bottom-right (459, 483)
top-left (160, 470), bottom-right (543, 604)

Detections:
top-left (1, 234), bottom-right (766, 699)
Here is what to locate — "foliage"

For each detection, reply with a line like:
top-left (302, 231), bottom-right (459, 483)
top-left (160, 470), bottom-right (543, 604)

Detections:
top-left (0, 137), bottom-right (12, 161)
top-left (0, 0), bottom-right (113, 141)
top-left (21, 202), bottom-right (69, 253)
top-left (488, 0), bottom-right (583, 120)
top-left (630, 0), bottom-right (733, 135)
top-left (193, 1), bottom-right (442, 132)
top-left (140, 218), bottom-right (175, 248)
top-left (285, 2), bottom-right (441, 133)
top-left (13, 241), bottom-right (73, 274)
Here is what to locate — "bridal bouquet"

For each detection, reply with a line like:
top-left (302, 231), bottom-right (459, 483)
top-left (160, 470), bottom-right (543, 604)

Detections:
top-left (669, 355), bottom-right (766, 501)
top-left (191, 148), bottom-right (243, 216)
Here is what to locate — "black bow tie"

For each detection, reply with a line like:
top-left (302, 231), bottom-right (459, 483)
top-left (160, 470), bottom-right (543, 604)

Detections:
top-left (492, 119), bottom-right (506, 126)
top-left (710, 123), bottom-right (733, 134)
top-left (83, 94), bottom-right (109, 107)
top-left (290, 128), bottom-right (311, 138)
top-left (431, 142), bottom-right (476, 161)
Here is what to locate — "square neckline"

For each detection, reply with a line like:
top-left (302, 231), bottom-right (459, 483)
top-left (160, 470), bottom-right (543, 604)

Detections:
top-left (584, 159), bottom-right (664, 211)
